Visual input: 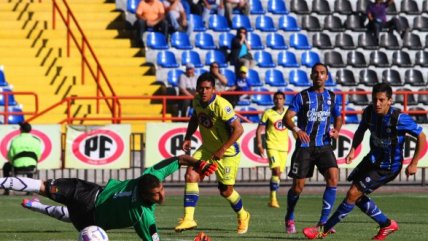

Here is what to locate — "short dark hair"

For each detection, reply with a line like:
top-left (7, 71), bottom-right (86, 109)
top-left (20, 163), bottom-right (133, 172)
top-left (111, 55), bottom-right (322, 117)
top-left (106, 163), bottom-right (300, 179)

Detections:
top-left (372, 83), bottom-right (393, 99)
top-left (273, 91), bottom-right (285, 99)
top-left (311, 62), bottom-right (329, 74)
top-left (19, 122), bottom-right (31, 133)
top-left (138, 174), bottom-right (161, 198)
top-left (196, 72), bottom-right (216, 88)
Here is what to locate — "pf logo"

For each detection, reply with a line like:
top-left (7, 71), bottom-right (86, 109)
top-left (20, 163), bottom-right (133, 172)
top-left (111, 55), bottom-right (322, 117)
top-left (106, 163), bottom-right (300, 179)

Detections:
top-left (331, 129), bottom-right (361, 164)
top-left (158, 128), bottom-right (202, 158)
top-left (403, 135), bottom-right (428, 164)
top-left (72, 129), bottom-right (124, 165)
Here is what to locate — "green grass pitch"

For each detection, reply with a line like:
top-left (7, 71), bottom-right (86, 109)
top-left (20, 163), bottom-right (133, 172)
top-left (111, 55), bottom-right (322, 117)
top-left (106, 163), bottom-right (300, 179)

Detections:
top-left (0, 192), bottom-right (427, 240)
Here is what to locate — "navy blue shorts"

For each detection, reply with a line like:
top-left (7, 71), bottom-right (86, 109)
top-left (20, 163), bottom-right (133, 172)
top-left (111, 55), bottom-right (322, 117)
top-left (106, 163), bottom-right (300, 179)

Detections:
top-left (288, 145), bottom-right (338, 179)
top-left (347, 157), bottom-right (401, 194)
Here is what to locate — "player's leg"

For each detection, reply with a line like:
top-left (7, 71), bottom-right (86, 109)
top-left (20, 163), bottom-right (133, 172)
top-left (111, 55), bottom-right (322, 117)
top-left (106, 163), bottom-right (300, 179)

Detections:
top-left (0, 176), bottom-right (44, 195)
top-left (22, 197), bottom-right (71, 222)
top-left (267, 150), bottom-right (287, 208)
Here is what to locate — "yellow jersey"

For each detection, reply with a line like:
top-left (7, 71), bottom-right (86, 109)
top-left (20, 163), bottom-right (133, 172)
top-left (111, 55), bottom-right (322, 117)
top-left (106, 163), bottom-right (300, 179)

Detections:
top-left (260, 108), bottom-right (289, 151)
top-left (192, 94), bottom-right (240, 156)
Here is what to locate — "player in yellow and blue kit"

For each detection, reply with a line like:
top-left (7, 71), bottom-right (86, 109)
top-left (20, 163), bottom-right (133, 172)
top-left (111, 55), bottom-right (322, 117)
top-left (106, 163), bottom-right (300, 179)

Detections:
top-left (256, 91), bottom-right (289, 208)
top-left (175, 72), bottom-right (251, 234)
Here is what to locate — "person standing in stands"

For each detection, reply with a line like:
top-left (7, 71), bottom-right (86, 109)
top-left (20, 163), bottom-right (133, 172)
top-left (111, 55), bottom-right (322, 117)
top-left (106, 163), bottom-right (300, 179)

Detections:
top-left (135, 0), bottom-right (168, 46)
top-left (230, 27), bottom-right (255, 75)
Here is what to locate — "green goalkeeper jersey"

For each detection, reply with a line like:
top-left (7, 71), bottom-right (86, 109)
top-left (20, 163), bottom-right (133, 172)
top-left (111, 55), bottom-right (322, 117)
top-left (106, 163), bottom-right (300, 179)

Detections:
top-left (94, 157), bottom-right (180, 241)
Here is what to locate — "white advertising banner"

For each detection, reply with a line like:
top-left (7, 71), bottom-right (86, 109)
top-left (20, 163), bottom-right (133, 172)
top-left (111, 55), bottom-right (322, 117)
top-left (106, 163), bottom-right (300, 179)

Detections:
top-left (145, 123), bottom-right (428, 168)
top-left (0, 125), bottom-right (61, 169)
top-left (65, 124), bottom-right (131, 169)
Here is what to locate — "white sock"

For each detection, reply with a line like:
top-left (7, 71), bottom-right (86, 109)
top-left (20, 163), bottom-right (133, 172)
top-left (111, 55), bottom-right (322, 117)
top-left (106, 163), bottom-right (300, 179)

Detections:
top-left (0, 177), bottom-right (41, 193)
top-left (28, 201), bottom-right (71, 222)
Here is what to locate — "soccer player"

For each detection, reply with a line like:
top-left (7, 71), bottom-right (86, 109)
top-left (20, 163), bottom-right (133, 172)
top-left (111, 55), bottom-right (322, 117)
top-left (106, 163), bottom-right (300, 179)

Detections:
top-left (256, 91), bottom-right (289, 208)
top-left (174, 72), bottom-right (251, 234)
top-left (303, 83), bottom-right (426, 240)
top-left (0, 155), bottom-right (217, 241)
top-left (282, 63), bottom-right (343, 234)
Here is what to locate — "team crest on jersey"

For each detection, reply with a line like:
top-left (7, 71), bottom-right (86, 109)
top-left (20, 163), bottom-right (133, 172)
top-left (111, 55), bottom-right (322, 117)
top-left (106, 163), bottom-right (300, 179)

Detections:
top-left (225, 106), bottom-right (232, 114)
top-left (274, 120), bottom-right (286, 130)
top-left (327, 100), bottom-right (331, 106)
top-left (365, 177), bottom-right (371, 183)
top-left (198, 113), bottom-right (213, 128)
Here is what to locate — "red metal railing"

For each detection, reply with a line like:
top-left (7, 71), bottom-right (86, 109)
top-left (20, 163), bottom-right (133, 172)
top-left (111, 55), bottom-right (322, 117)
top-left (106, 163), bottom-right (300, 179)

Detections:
top-left (0, 92), bottom-right (38, 124)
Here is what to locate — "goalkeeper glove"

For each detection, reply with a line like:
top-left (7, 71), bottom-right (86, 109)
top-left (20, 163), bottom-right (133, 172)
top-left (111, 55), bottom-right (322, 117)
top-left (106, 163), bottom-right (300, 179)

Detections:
top-left (194, 160), bottom-right (218, 178)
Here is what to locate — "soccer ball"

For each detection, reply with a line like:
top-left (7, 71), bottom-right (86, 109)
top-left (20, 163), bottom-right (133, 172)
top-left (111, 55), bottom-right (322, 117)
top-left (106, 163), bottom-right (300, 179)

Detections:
top-left (78, 226), bottom-right (109, 241)
top-left (194, 232), bottom-right (211, 241)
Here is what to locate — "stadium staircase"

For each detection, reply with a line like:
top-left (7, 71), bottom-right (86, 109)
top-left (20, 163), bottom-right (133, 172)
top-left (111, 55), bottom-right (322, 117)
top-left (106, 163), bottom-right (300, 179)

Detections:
top-left (0, 0), bottom-right (166, 133)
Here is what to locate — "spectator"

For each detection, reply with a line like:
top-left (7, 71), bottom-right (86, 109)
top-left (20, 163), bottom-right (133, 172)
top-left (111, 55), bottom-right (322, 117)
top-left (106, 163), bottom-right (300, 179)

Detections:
top-left (229, 66), bottom-right (251, 106)
top-left (135, 0), bottom-right (168, 46)
top-left (366, 0), bottom-right (405, 45)
top-left (224, 0), bottom-right (249, 27)
top-left (2, 122), bottom-right (41, 196)
top-left (209, 62), bottom-right (228, 93)
top-left (200, 0), bottom-right (225, 27)
top-left (178, 63), bottom-right (198, 116)
top-left (164, 0), bottom-right (194, 36)
top-left (230, 27), bottom-right (255, 75)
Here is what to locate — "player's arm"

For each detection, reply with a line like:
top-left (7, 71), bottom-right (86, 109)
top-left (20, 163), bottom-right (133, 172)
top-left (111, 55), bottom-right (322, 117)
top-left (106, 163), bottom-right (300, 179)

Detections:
top-left (212, 118), bottom-right (244, 160)
top-left (406, 131), bottom-right (426, 177)
top-left (330, 115), bottom-right (343, 139)
top-left (345, 121), bottom-right (367, 164)
top-left (183, 113), bottom-right (198, 152)
top-left (134, 214), bottom-right (159, 241)
top-left (283, 109), bottom-right (310, 144)
top-left (255, 123), bottom-right (266, 158)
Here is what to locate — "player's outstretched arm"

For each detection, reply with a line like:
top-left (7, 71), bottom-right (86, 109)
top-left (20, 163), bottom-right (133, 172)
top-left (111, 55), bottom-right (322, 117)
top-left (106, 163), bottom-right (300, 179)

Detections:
top-left (406, 131), bottom-right (426, 177)
top-left (178, 155), bottom-right (218, 177)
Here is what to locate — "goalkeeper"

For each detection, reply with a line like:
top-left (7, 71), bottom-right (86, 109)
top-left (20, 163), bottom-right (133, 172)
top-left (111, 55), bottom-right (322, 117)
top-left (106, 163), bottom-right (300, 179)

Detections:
top-left (0, 154), bottom-right (217, 241)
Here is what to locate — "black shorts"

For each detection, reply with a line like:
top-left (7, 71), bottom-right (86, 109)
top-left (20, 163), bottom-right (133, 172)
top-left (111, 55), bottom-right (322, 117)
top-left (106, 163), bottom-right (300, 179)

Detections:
top-left (347, 156), bottom-right (401, 194)
top-left (45, 178), bottom-right (103, 231)
top-left (288, 145), bottom-right (338, 179)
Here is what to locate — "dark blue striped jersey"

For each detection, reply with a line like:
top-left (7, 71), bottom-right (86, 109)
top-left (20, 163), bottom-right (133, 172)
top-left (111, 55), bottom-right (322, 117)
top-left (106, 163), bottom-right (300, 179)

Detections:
top-left (289, 87), bottom-right (340, 147)
top-left (358, 105), bottom-right (423, 171)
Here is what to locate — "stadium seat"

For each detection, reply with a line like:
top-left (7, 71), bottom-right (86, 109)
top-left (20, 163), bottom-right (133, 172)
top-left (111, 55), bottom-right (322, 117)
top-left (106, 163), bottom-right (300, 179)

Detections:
top-left (424, 0), bottom-right (428, 13)
top-left (413, 16), bottom-right (428, 31)
top-left (189, 14), bottom-right (206, 32)
top-left (370, 50), bottom-right (390, 67)
top-left (395, 88), bottom-right (417, 106)
top-left (415, 51), bottom-right (428, 67)
top-left (0, 66), bottom-right (9, 87)
top-left (171, 32), bottom-right (193, 50)
top-left (403, 33), bottom-right (424, 50)
top-left (324, 15), bottom-right (345, 32)
top-left (145, 32), bottom-right (169, 49)
top-left (312, 33), bottom-right (333, 49)
top-left (301, 51), bottom-right (320, 68)
top-left (0, 87), bottom-right (17, 106)
top-left (398, 16), bottom-right (411, 30)
top-left (267, 0), bottom-right (289, 14)
top-left (205, 50), bottom-right (228, 67)
top-left (347, 50), bottom-right (368, 67)
top-left (290, 0), bottom-right (310, 14)
top-left (289, 33), bottom-right (311, 49)
top-left (220, 68), bottom-right (236, 86)
top-left (343, 107), bottom-right (360, 124)
top-left (209, 15), bottom-right (230, 32)
top-left (301, 15), bottom-right (322, 31)
top-left (278, 50), bottom-right (299, 67)
top-left (239, 107), bottom-right (260, 123)
top-left (334, 0), bottom-right (353, 14)
top-left (232, 14), bottom-right (253, 31)
top-left (404, 69), bottom-right (425, 86)
top-left (356, 0), bottom-right (370, 13)
top-left (279, 87), bottom-right (296, 105)
top-left (289, 69), bottom-right (311, 86)
top-left (278, 15), bottom-right (300, 31)
top-left (335, 32), bottom-right (356, 49)
top-left (195, 32), bottom-right (216, 50)
top-left (359, 69), bottom-right (379, 86)
top-left (358, 33), bottom-right (379, 50)
top-left (336, 69), bottom-right (357, 86)
top-left (346, 14), bottom-right (366, 32)
top-left (392, 51), bottom-right (413, 67)
top-left (254, 51), bottom-right (276, 68)
top-left (194, 68), bottom-right (208, 76)
top-left (250, 0), bottom-right (266, 14)
top-left (312, 0), bottom-right (332, 14)
top-left (255, 15), bottom-right (277, 32)
top-left (409, 107), bottom-right (428, 123)
top-left (324, 51), bottom-right (346, 68)
top-left (4, 105), bottom-right (24, 124)
top-left (382, 69), bottom-right (403, 86)
top-left (265, 69), bottom-right (287, 87)
top-left (247, 69), bottom-right (263, 86)
top-left (417, 87), bottom-right (428, 104)
top-left (401, 0), bottom-right (420, 14)
top-left (156, 51), bottom-right (179, 68)
top-left (266, 33), bottom-right (288, 50)
top-left (167, 69), bottom-right (184, 87)
top-left (252, 87), bottom-right (274, 105)
top-left (181, 50), bottom-right (204, 68)
top-left (218, 32), bottom-right (234, 49)
top-left (247, 32), bottom-right (265, 50)
top-left (325, 73), bottom-right (337, 87)
top-left (379, 33), bottom-right (400, 50)
top-left (126, 0), bottom-right (138, 14)
top-left (349, 87), bottom-right (369, 105)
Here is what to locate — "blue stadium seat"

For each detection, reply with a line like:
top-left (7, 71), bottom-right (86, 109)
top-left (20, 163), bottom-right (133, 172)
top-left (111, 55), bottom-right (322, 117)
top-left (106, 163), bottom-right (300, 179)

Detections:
top-left (278, 15), bottom-right (300, 31)
top-left (146, 32), bottom-right (169, 49)
top-left (289, 33), bottom-right (311, 49)
top-left (0, 87), bottom-right (17, 106)
top-left (126, 0), bottom-right (138, 14)
top-left (220, 68), bottom-right (236, 86)
top-left (343, 107), bottom-right (360, 124)
top-left (252, 87), bottom-right (274, 105)
top-left (157, 51), bottom-right (179, 68)
top-left (250, 0), bottom-right (266, 14)
top-left (189, 14), bottom-right (206, 32)
top-left (170, 32), bottom-right (192, 50)
top-left (255, 15), bottom-right (277, 32)
top-left (301, 51), bottom-right (320, 68)
top-left (279, 87), bottom-right (296, 105)
top-left (268, 0), bottom-right (289, 14)
top-left (247, 32), bottom-right (265, 50)
top-left (195, 32), bottom-right (216, 50)
top-left (0, 66), bottom-right (9, 87)
top-left (181, 0), bottom-right (191, 16)
top-left (265, 69), bottom-right (287, 87)
top-left (277, 50), bottom-right (299, 67)
top-left (205, 50), bottom-right (228, 67)
top-left (239, 106), bottom-right (260, 123)
top-left (194, 68), bottom-right (208, 76)
top-left (232, 14), bottom-right (253, 31)
top-left (254, 51), bottom-right (276, 68)
top-left (266, 33), bottom-right (288, 50)
top-left (5, 106), bottom-right (24, 124)
top-left (167, 69), bottom-right (184, 87)
top-left (289, 69), bottom-right (311, 86)
top-left (218, 32), bottom-right (234, 49)
top-left (181, 50), bottom-right (204, 68)
top-left (209, 15), bottom-right (230, 32)
top-left (247, 69), bottom-right (263, 86)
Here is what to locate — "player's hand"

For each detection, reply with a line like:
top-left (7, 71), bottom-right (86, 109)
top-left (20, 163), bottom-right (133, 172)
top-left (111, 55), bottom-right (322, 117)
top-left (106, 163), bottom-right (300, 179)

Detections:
top-left (182, 140), bottom-right (191, 152)
top-left (194, 160), bottom-right (218, 178)
top-left (329, 129), bottom-right (340, 139)
top-left (345, 149), bottom-right (355, 164)
top-left (211, 147), bottom-right (226, 160)
top-left (257, 146), bottom-right (266, 158)
top-left (296, 130), bottom-right (310, 144)
top-left (405, 163), bottom-right (417, 177)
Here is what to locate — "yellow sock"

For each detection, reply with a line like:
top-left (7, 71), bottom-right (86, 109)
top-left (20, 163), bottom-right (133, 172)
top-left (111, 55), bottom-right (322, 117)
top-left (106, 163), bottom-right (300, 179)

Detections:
top-left (270, 176), bottom-right (280, 201)
top-left (225, 190), bottom-right (247, 218)
top-left (184, 182), bottom-right (199, 220)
